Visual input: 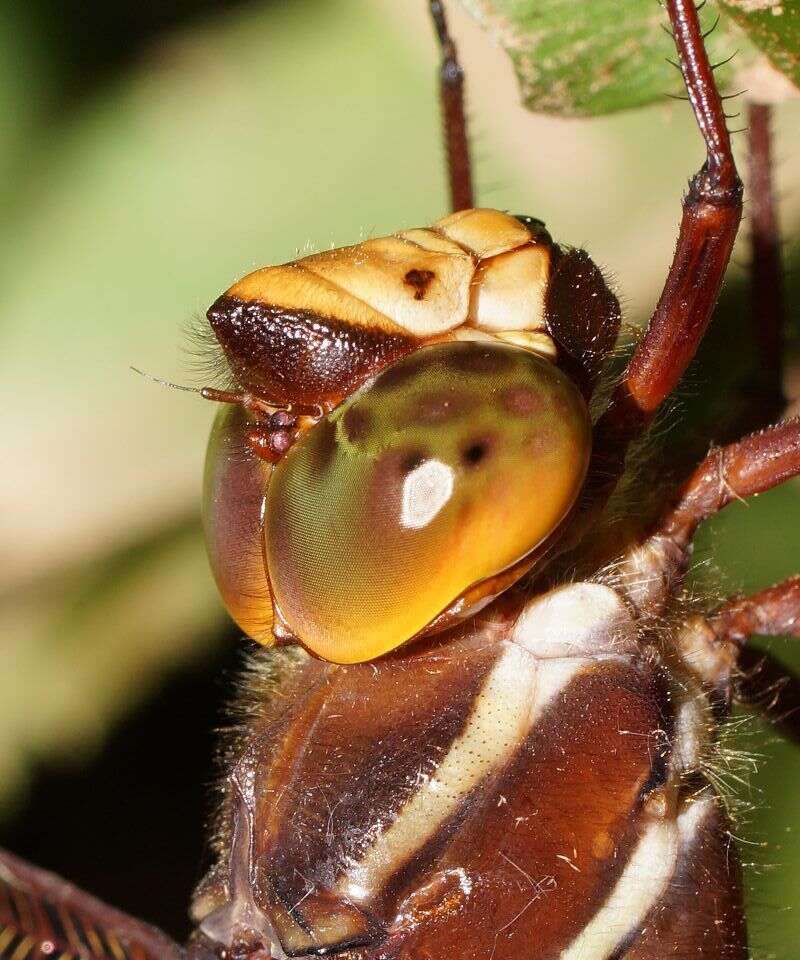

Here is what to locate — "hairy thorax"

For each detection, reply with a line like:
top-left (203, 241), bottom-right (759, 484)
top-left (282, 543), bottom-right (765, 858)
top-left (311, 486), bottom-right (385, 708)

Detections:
top-left (189, 580), bottom-right (745, 960)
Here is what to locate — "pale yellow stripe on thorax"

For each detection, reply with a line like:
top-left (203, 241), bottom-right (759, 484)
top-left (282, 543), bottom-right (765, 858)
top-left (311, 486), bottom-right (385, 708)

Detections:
top-left (336, 647), bottom-right (585, 904)
top-left (559, 799), bottom-right (715, 959)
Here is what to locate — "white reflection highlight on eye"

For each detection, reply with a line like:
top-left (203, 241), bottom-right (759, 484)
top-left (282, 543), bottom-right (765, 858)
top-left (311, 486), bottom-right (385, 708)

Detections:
top-left (400, 459), bottom-right (454, 529)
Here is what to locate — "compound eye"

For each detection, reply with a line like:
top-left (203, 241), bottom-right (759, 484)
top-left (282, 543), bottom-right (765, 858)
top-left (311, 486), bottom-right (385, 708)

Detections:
top-left (203, 405), bottom-right (274, 642)
top-left (265, 341), bottom-right (591, 663)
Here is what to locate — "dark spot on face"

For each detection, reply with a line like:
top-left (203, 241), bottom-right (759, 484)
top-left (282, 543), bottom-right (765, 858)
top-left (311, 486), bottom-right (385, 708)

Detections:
top-left (502, 384), bottom-right (543, 417)
top-left (306, 417), bottom-right (337, 475)
top-left (342, 405), bottom-right (372, 444)
top-left (446, 343), bottom-right (515, 376)
top-left (461, 439), bottom-right (491, 467)
top-left (403, 268), bottom-right (436, 300)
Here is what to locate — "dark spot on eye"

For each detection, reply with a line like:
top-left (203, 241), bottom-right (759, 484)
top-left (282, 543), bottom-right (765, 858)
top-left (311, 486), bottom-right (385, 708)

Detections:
top-left (400, 450), bottom-right (428, 474)
top-left (306, 417), bottom-right (337, 474)
top-left (342, 406), bottom-right (371, 443)
top-left (446, 343), bottom-right (515, 376)
top-left (462, 440), bottom-right (490, 467)
top-left (368, 447), bottom-right (428, 508)
top-left (502, 384), bottom-right (543, 417)
top-left (371, 350), bottom-right (430, 392)
top-left (403, 268), bottom-right (436, 300)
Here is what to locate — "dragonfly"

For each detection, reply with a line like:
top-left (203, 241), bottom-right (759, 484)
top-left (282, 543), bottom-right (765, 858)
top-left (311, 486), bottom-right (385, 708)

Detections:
top-left (2, 1), bottom-right (799, 957)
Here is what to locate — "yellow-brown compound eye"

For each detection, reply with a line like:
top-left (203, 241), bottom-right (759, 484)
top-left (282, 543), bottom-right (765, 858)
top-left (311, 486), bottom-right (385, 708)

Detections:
top-left (203, 404), bottom-right (274, 643)
top-left (265, 341), bottom-right (592, 663)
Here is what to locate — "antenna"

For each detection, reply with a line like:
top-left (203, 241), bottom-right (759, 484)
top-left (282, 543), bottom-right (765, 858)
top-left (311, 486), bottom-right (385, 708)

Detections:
top-left (130, 366), bottom-right (287, 414)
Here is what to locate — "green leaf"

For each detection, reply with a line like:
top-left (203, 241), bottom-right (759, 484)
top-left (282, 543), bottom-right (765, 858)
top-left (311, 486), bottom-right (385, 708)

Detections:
top-left (719, 0), bottom-right (800, 91)
top-left (458, 0), bottom-right (796, 116)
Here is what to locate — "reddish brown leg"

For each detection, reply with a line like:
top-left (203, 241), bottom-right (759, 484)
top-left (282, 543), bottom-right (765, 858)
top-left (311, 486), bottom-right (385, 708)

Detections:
top-left (619, 418), bottom-right (800, 613)
top-left (748, 102), bottom-right (785, 409)
top-left (712, 576), bottom-right (800, 644)
top-left (429, 0), bottom-right (474, 212)
top-left (590, 0), bottom-right (743, 498)
top-left (617, 0), bottom-right (743, 421)
top-left (709, 578), bottom-right (800, 745)
top-left (656, 418), bottom-right (800, 550)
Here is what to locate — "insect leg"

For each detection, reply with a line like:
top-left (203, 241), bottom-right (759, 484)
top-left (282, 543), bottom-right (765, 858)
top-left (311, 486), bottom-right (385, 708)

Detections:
top-left (706, 578), bottom-right (800, 744)
top-left (711, 576), bottom-right (800, 644)
top-left (597, 0), bottom-right (743, 450)
top-left (617, 418), bottom-right (800, 615)
top-left (748, 102), bottom-right (786, 413)
top-left (429, 1), bottom-right (474, 212)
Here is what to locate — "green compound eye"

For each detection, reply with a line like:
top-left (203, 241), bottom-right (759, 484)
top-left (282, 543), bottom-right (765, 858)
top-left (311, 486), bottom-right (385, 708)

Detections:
top-left (265, 341), bottom-right (592, 663)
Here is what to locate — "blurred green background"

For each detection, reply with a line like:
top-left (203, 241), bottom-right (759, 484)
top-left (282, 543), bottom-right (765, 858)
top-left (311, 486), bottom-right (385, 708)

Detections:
top-left (0, 0), bottom-right (798, 954)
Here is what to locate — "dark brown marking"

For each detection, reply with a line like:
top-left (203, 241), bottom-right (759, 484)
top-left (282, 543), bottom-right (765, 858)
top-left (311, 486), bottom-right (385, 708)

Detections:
top-left (460, 438), bottom-right (491, 468)
top-left (384, 659), bottom-right (672, 958)
top-left (305, 416), bottom-right (338, 476)
top-left (207, 295), bottom-right (415, 408)
top-left (403, 268), bottom-right (436, 300)
top-left (399, 449), bottom-right (428, 475)
top-left (244, 635), bottom-right (497, 952)
top-left (445, 342), bottom-right (514, 376)
top-left (342, 406), bottom-right (372, 444)
top-left (369, 349), bottom-right (432, 394)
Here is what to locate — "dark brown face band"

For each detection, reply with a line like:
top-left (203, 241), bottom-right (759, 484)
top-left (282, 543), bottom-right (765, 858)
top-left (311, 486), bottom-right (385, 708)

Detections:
top-left (207, 295), bottom-right (416, 408)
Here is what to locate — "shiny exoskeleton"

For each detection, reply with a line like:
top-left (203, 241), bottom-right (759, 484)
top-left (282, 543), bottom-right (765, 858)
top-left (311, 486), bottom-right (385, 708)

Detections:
top-left (202, 208), bottom-right (614, 659)
top-left (2, 2), bottom-right (799, 959)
